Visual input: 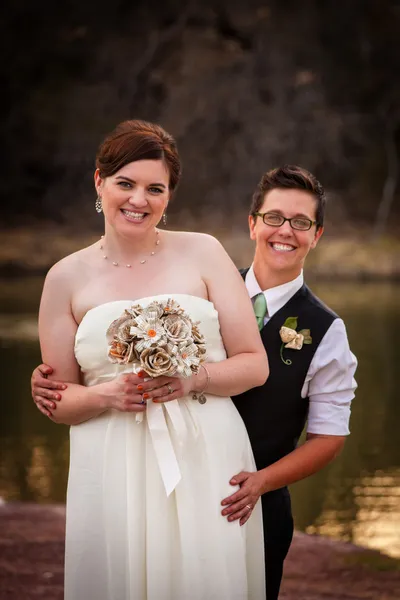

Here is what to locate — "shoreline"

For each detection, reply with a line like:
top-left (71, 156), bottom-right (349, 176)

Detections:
top-left (2, 263), bottom-right (400, 282)
top-left (1, 226), bottom-right (400, 281)
top-left (1, 502), bottom-right (399, 600)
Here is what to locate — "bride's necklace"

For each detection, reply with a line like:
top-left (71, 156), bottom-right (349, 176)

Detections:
top-left (99, 230), bottom-right (160, 268)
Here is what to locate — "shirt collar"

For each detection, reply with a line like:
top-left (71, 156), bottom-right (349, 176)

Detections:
top-left (245, 265), bottom-right (304, 318)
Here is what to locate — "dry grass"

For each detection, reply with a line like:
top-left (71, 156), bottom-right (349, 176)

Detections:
top-left (0, 226), bottom-right (98, 271)
top-left (304, 235), bottom-right (400, 280)
top-left (1, 224), bottom-right (400, 279)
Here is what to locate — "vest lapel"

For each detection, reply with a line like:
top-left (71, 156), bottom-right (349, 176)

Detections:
top-left (260, 285), bottom-right (307, 338)
top-left (240, 268), bottom-right (306, 334)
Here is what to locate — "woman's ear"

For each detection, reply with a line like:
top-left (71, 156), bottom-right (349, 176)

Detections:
top-left (311, 226), bottom-right (324, 249)
top-left (248, 214), bottom-right (257, 241)
top-left (94, 169), bottom-right (103, 195)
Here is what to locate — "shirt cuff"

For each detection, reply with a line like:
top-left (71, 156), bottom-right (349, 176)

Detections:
top-left (306, 391), bottom-right (352, 436)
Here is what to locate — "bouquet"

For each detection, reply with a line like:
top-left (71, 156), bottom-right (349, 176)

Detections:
top-left (106, 298), bottom-right (206, 378)
top-left (106, 299), bottom-right (207, 494)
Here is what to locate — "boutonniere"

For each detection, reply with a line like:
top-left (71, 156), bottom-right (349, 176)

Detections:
top-left (279, 317), bottom-right (312, 365)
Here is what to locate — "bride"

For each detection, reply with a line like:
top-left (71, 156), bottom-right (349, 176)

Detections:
top-left (38, 119), bottom-right (269, 599)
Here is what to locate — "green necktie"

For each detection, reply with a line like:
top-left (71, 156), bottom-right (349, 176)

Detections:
top-left (253, 293), bottom-right (267, 331)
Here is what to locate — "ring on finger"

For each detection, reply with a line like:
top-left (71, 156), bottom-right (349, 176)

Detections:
top-left (167, 384), bottom-right (174, 395)
top-left (140, 395), bottom-right (146, 405)
top-left (245, 504), bottom-right (252, 511)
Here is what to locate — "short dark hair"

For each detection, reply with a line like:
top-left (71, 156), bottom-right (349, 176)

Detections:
top-left (250, 165), bottom-right (326, 229)
top-left (96, 120), bottom-right (182, 191)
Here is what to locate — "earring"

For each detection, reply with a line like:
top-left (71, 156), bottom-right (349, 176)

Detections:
top-left (95, 195), bottom-right (102, 213)
top-left (162, 213), bottom-right (167, 225)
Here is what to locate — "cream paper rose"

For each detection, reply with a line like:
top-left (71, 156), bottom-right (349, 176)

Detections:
top-left (107, 311), bottom-right (134, 343)
top-left (117, 318), bottom-right (138, 342)
top-left (163, 313), bottom-right (193, 344)
top-left (108, 340), bottom-right (135, 364)
top-left (140, 346), bottom-right (177, 377)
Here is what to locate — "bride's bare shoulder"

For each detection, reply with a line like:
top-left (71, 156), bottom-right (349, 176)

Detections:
top-left (165, 230), bottom-right (239, 284)
top-left (44, 242), bottom-right (97, 285)
top-left (166, 230), bottom-right (225, 256)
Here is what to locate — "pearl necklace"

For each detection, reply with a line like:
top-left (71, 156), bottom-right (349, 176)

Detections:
top-left (99, 231), bottom-right (160, 268)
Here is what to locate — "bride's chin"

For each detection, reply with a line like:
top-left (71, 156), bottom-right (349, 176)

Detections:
top-left (115, 218), bottom-right (157, 237)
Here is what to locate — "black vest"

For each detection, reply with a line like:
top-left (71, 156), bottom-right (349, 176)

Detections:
top-left (232, 269), bottom-right (338, 470)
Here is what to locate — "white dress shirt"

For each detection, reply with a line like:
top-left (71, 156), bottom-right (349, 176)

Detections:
top-left (245, 266), bottom-right (357, 436)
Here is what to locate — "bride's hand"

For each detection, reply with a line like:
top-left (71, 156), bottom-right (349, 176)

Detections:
top-left (138, 374), bottom-right (196, 404)
top-left (94, 371), bottom-right (150, 413)
top-left (31, 364), bottom-right (68, 417)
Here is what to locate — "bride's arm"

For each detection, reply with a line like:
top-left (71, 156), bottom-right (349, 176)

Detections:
top-left (157, 234), bottom-right (267, 399)
top-left (142, 234), bottom-right (269, 403)
top-left (38, 259), bottom-right (108, 425)
top-left (38, 260), bottom-right (147, 425)
top-left (196, 235), bottom-right (269, 396)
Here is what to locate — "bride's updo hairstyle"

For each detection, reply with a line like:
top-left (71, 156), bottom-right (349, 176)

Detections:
top-left (96, 120), bottom-right (182, 191)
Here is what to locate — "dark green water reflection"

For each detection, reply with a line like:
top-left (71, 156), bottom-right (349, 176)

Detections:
top-left (1, 278), bottom-right (399, 557)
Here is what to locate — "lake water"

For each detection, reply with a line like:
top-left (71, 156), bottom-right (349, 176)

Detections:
top-left (0, 277), bottom-right (399, 558)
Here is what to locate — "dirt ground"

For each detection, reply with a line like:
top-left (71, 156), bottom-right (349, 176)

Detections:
top-left (0, 503), bottom-right (399, 600)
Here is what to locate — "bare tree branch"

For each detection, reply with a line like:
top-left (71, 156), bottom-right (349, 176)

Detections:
top-left (122, 1), bottom-right (196, 102)
top-left (373, 114), bottom-right (399, 239)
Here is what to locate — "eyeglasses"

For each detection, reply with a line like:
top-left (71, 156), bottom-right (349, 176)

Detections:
top-left (253, 212), bottom-right (316, 231)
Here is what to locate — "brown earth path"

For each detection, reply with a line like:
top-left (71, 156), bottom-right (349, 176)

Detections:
top-left (0, 503), bottom-right (399, 600)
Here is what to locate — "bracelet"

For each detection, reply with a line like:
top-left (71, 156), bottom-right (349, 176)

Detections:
top-left (192, 363), bottom-right (210, 405)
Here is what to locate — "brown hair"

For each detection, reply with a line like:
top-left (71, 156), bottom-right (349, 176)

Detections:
top-left (250, 165), bottom-right (326, 229)
top-left (96, 120), bottom-right (182, 191)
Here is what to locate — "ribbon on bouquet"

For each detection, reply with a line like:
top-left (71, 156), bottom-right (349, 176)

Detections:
top-left (146, 398), bottom-right (187, 496)
top-left (129, 366), bottom-right (188, 496)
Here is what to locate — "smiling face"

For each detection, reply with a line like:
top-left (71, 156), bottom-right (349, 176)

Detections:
top-left (249, 188), bottom-right (324, 284)
top-left (95, 159), bottom-right (170, 235)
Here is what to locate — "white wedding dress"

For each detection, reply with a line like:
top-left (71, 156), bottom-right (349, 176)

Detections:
top-left (66, 294), bottom-right (265, 600)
